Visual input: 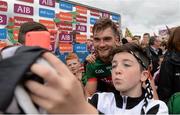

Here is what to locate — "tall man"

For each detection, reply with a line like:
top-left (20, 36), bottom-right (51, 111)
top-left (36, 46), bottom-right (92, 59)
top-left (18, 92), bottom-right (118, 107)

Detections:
top-left (84, 18), bottom-right (120, 95)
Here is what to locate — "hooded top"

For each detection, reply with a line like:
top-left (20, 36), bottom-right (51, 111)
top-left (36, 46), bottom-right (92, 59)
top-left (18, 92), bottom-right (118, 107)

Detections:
top-left (158, 51), bottom-right (180, 103)
top-left (0, 46), bottom-right (48, 113)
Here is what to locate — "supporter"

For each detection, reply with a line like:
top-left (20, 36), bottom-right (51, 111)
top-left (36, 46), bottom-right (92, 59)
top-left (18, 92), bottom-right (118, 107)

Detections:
top-left (65, 52), bottom-right (86, 84)
top-left (18, 22), bottom-right (48, 44)
top-left (132, 36), bottom-right (140, 45)
top-left (141, 33), bottom-right (150, 48)
top-left (144, 36), bottom-right (162, 75)
top-left (157, 26), bottom-right (180, 103)
top-left (83, 17), bottom-right (120, 95)
top-left (160, 40), bottom-right (168, 55)
top-left (121, 37), bottom-right (128, 44)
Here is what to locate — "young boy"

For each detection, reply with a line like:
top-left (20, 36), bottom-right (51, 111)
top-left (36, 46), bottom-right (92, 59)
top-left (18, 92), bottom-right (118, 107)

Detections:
top-left (65, 53), bottom-right (82, 81)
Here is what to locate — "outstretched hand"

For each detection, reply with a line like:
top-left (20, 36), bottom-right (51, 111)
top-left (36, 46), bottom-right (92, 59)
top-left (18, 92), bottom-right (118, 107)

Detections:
top-left (25, 52), bottom-right (97, 114)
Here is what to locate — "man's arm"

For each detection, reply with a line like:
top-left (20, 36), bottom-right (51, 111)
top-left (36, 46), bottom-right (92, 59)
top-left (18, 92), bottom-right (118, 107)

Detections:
top-left (85, 78), bottom-right (97, 96)
top-left (84, 62), bottom-right (98, 96)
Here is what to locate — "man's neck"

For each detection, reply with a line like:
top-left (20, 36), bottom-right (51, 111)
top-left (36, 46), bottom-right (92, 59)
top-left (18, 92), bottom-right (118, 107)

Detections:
top-left (100, 57), bottom-right (111, 63)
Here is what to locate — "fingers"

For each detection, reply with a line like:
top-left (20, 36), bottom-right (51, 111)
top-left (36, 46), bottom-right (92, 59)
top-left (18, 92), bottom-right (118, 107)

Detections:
top-left (91, 54), bottom-right (96, 63)
top-left (31, 63), bottom-right (59, 84)
top-left (86, 54), bottom-right (96, 63)
top-left (26, 80), bottom-right (52, 99)
top-left (29, 93), bottom-right (55, 112)
top-left (42, 52), bottom-right (73, 78)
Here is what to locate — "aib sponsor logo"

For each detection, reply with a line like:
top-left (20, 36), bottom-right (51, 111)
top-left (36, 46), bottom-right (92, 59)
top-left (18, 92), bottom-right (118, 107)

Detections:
top-left (59, 33), bottom-right (72, 42)
top-left (39, 8), bottom-right (55, 18)
top-left (14, 4), bottom-right (33, 15)
top-left (0, 14), bottom-right (7, 25)
top-left (39, 0), bottom-right (55, 7)
top-left (76, 25), bottom-right (87, 32)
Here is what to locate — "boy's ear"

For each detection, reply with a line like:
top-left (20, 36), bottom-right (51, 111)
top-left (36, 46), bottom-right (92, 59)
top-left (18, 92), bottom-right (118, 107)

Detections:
top-left (140, 70), bottom-right (149, 82)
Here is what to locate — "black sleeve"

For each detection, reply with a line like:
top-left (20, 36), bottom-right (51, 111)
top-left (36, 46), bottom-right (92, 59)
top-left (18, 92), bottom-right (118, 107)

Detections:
top-left (88, 94), bottom-right (104, 114)
top-left (146, 104), bottom-right (160, 114)
top-left (157, 60), bottom-right (174, 103)
top-left (88, 93), bottom-right (98, 108)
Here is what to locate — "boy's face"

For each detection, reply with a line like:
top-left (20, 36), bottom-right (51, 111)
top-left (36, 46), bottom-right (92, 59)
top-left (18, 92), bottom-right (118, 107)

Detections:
top-left (66, 59), bottom-right (81, 75)
top-left (93, 27), bottom-right (119, 61)
top-left (111, 52), bottom-right (146, 96)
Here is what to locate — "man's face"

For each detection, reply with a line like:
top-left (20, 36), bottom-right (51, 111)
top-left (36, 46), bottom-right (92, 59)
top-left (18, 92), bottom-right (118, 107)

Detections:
top-left (142, 35), bottom-right (149, 45)
top-left (93, 27), bottom-right (119, 61)
top-left (154, 38), bottom-right (161, 48)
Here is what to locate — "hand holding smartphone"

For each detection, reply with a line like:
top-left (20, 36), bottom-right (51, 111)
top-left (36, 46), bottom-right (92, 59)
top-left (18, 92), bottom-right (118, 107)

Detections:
top-left (25, 31), bottom-right (51, 50)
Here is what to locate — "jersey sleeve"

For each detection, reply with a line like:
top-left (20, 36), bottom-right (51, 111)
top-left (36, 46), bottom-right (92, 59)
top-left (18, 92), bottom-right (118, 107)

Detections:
top-left (84, 63), bottom-right (96, 80)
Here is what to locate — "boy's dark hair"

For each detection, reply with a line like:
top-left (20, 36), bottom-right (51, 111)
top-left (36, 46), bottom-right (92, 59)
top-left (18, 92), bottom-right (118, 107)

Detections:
top-left (143, 33), bottom-right (150, 38)
top-left (92, 17), bottom-right (120, 41)
top-left (111, 43), bottom-right (150, 70)
top-left (18, 22), bottom-right (48, 44)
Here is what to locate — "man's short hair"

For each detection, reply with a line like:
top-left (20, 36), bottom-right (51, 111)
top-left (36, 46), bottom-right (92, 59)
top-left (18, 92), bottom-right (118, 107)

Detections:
top-left (149, 36), bottom-right (156, 45)
top-left (18, 22), bottom-right (48, 44)
top-left (92, 17), bottom-right (120, 40)
top-left (143, 33), bottom-right (150, 38)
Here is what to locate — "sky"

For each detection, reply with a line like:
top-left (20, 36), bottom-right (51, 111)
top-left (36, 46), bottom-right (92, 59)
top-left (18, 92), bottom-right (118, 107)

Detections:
top-left (71, 0), bottom-right (180, 36)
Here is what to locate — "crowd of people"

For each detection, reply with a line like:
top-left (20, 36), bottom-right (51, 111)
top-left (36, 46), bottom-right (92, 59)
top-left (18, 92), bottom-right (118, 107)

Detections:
top-left (0, 17), bottom-right (180, 114)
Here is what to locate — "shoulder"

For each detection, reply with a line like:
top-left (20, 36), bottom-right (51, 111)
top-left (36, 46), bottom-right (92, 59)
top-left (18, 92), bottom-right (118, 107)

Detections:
top-left (88, 92), bottom-right (116, 107)
top-left (146, 99), bottom-right (168, 114)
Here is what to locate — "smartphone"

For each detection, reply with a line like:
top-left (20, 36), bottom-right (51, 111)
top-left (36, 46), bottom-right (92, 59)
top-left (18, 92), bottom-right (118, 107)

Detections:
top-left (25, 31), bottom-right (51, 50)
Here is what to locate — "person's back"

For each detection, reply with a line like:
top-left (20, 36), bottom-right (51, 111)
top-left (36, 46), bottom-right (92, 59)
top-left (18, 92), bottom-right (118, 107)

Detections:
top-left (158, 50), bottom-right (180, 102)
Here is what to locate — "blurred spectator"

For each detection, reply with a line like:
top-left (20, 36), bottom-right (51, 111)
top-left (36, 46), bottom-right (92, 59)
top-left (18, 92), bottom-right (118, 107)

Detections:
top-left (126, 36), bottom-right (133, 43)
top-left (134, 35), bottom-right (141, 40)
top-left (18, 22), bottom-right (48, 45)
top-left (160, 40), bottom-right (168, 55)
top-left (132, 36), bottom-right (140, 45)
top-left (121, 37), bottom-right (128, 44)
top-left (86, 38), bottom-right (95, 53)
top-left (157, 26), bottom-right (180, 103)
top-left (141, 33), bottom-right (150, 48)
top-left (144, 36), bottom-right (162, 75)
top-left (65, 52), bottom-right (83, 81)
